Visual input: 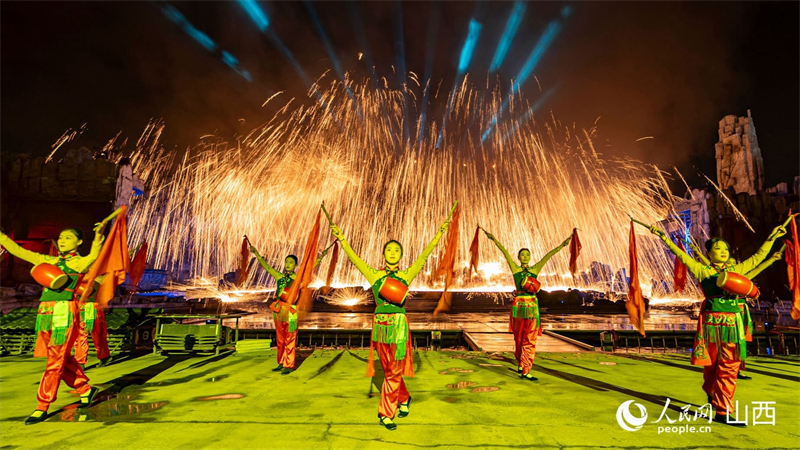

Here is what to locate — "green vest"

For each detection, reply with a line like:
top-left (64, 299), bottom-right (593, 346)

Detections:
top-left (371, 272), bottom-right (408, 315)
top-left (699, 271), bottom-right (742, 313)
top-left (35, 257), bottom-right (78, 345)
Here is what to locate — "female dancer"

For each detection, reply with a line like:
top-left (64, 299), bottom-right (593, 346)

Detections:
top-left (0, 225), bottom-right (106, 424)
top-left (484, 231), bottom-right (572, 381)
top-left (647, 223), bottom-right (785, 426)
top-left (324, 202), bottom-right (456, 430)
top-left (250, 246), bottom-right (329, 375)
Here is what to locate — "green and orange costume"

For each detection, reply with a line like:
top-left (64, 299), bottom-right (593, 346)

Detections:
top-left (253, 256), bottom-right (300, 370)
top-left (489, 236), bottom-right (569, 377)
top-left (329, 212), bottom-right (450, 421)
top-left (74, 279), bottom-right (110, 365)
top-left (658, 234), bottom-right (778, 416)
top-left (0, 232), bottom-right (101, 412)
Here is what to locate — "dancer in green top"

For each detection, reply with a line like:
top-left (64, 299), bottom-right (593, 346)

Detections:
top-left (324, 202), bottom-right (456, 430)
top-left (250, 246), bottom-right (330, 375)
top-left (647, 223), bottom-right (785, 425)
top-left (0, 225), bottom-right (106, 424)
top-left (484, 231), bottom-right (572, 381)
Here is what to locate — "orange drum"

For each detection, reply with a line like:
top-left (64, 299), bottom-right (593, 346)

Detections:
top-left (74, 280), bottom-right (93, 299)
top-left (379, 277), bottom-right (409, 304)
top-left (30, 263), bottom-right (69, 290)
top-left (716, 272), bottom-right (760, 298)
top-left (521, 275), bottom-right (541, 294)
top-left (278, 289), bottom-right (290, 302)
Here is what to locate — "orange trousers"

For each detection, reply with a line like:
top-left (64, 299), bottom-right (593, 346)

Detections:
top-left (376, 342), bottom-right (410, 419)
top-left (275, 319), bottom-right (297, 369)
top-left (74, 308), bottom-right (110, 364)
top-left (34, 304), bottom-right (91, 411)
top-left (511, 317), bottom-right (540, 375)
top-left (701, 343), bottom-right (741, 416)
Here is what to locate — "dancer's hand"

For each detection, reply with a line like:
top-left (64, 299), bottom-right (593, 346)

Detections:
top-left (330, 224), bottom-right (344, 241)
top-left (768, 224), bottom-right (787, 241)
top-left (93, 222), bottom-right (108, 243)
top-left (484, 231), bottom-right (496, 242)
top-left (648, 226), bottom-right (666, 239)
top-left (561, 235), bottom-right (572, 248)
top-left (249, 245), bottom-right (259, 256)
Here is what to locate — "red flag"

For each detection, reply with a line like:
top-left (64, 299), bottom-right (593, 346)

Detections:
top-left (673, 240), bottom-right (688, 293)
top-left (785, 211), bottom-right (800, 320)
top-left (80, 206), bottom-right (130, 308)
top-left (626, 220), bottom-right (646, 337)
top-left (468, 226), bottom-right (480, 276)
top-left (129, 241), bottom-right (148, 291)
top-left (286, 210), bottom-right (322, 311)
top-left (236, 236), bottom-right (250, 286)
top-left (321, 241), bottom-right (339, 295)
top-left (569, 227), bottom-right (582, 282)
top-left (434, 204), bottom-right (460, 316)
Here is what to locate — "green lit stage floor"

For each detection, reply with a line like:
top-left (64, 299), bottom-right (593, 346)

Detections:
top-left (1, 351), bottom-right (798, 449)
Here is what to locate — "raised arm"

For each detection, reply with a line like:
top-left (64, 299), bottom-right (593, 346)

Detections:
top-left (327, 219), bottom-right (379, 284)
top-left (249, 246), bottom-right (283, 280)
top-left (0, 231), bottom-right (51, 266)
top-left (744, 244), bottom-right (785, 280)
top-left (531, 235), bottom-right (571, 275)
top-left (484, 231), bottom-right (521, 274)
top-left (313, 245), bottom-right (333, 269)
top-left (734, 224), bottom-right (786, 275)
top-left (649, 226), bottom-right (708, 281)
top-left (402, 219), bottom-right (450, 283)
top-left (688, 241), bottom-right (711, 266)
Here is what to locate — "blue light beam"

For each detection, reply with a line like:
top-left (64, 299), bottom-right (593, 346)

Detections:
top-left (159, 4), bottom-right (252, 82)
top-left (499, 86), bottom-right (558, 143)
top-left (489, 2), bottom-right (526, 73)
top-left (238, 0), bottom-right (269, 32)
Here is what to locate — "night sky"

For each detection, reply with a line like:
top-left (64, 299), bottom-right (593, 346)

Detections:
top-left (2, 1), bottom-right (798, 189)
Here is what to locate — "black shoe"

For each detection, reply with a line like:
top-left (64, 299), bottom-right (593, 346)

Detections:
top-left (24, 410), bottom-right (47, 425)
top-left (80, 386), bottom-right (100, 407)
top-left (737, 373), bottom-right (752, 380)
top-left (397, 396), bottom-right (412, 418)
top-left (379, 415), bottom-right (397, 430)
top-left (98, 357), bottom-right (112, 367)
top-left (713, 413), bottom-right (746, 428)
top-left (520, 373), bottom-right (538, 382)
top-left (517, 366), bottom-right (523, 373)
top-left (272, 365), bottom-right (284, 372)
top-left (281, 367), bottom-right (295, 375)
top-left (706, 394), bottom-right (712, 405)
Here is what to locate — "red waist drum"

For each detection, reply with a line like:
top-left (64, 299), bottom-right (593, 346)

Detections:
top-left (278, 289), bottom-right (291, 302)
top-left (30, 263), bottom-right (70, 290)
top-left (379, 277), bottom-right (409, 304)
top-left (521, 275), bottom-right (541, 294)
top-left (716, 272), bottom-right (759, 299)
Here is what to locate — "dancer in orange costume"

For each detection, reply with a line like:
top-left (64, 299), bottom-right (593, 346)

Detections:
top-left (648, 223), bottom-right (786, 426)
top-left (484, 231), bottom-right (571, 380)
top-left (0, 225), bottom-right (107, 424)
top-left (324, 202), bottom-right (455, 430)
top-left (250, 246), bottom-right (329, 375)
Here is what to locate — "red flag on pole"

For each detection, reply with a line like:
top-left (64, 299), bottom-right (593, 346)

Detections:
top-left (285, 210), bottom-right (322, 311)
top-left (626, 220), bottom-right (646, 337)
top-left (129, 241), bottom-right (148, 291)
top-left (321, 241), bottom-right (339, 295)
top-left (673, 240), bottom-right (688, 293)
top-left (569, 227), bottom-right (582, 282)
top-left (434, 204), bottom-right (460, 316)
top-left (468, 226), bottom-right (480, 276)
top-left (785, 211), bottom-right (800, 320)
top-left (80, 206), bottom-right (130, 309)
top-left (236, 236), bottom-right (250, 286)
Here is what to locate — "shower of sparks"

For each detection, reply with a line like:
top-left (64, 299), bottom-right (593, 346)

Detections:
top-left (635, 136), bottom-right (654, 142)
top-left (702, 173), bottom-right (755, 233)
top-left (123, 75), bottom-right (696, 300)
top-left (46, 124), bottom-right (87, 163)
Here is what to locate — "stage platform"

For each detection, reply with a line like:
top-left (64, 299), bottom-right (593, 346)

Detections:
top-left (1, 350), bottom-right (798, 449)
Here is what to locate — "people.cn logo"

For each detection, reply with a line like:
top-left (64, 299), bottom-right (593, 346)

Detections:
top-left (616, 400), bottom-right (649, 431)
